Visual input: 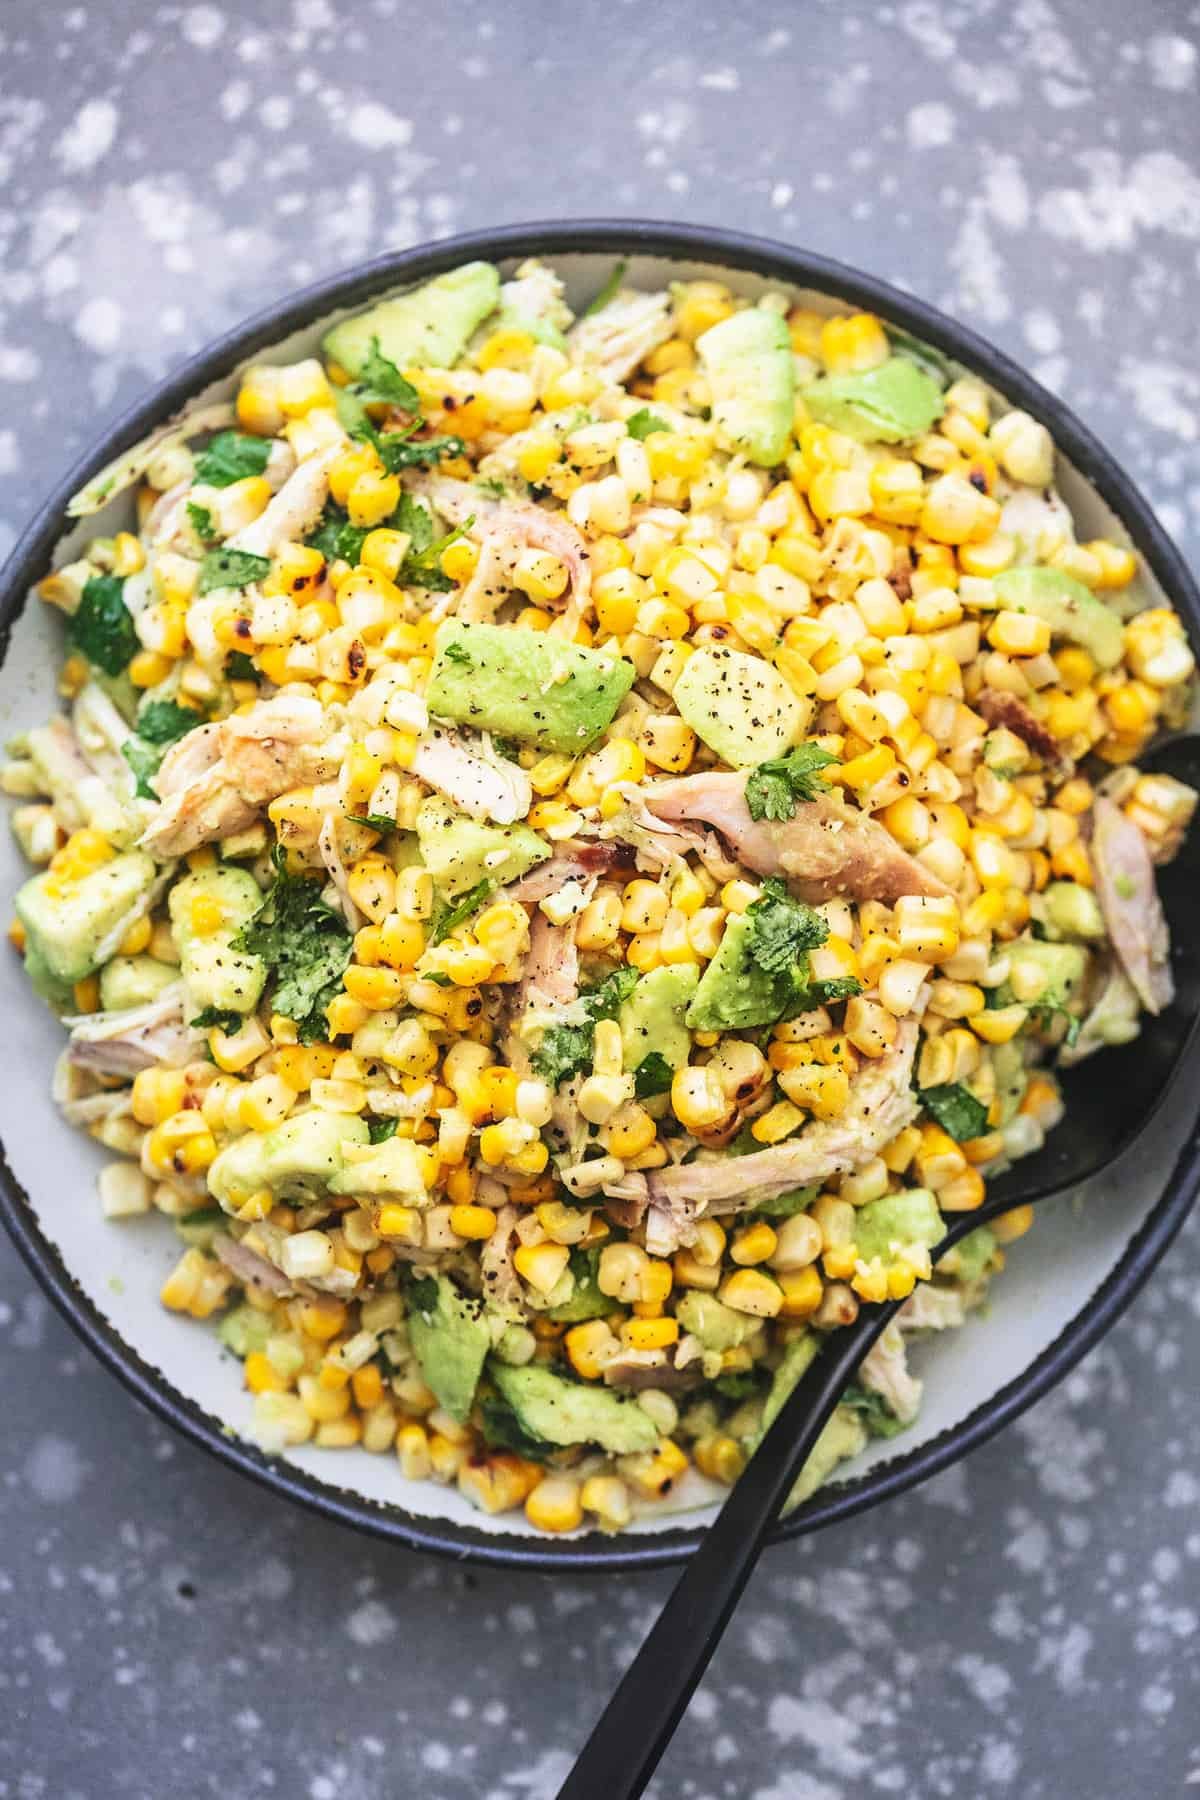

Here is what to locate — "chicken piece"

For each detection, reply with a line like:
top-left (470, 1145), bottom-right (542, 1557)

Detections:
top-left (226, 446), bottom-right (341, 560)
top-left (977, 688), bottom-right (1072, 777)
top-left (28, 713), bottom-right (133, 842)
top-left (506, 838), bottom-right (630, 902)
top-left (479, 1203), bottom-right (521, 1307)
top-left (898, 1283), bottom-right (967, 1332)
top-left (213, 1234), bottom-right (296, 1298)
top-left (318, 811), bottom-right (364, 930)
top-left (1091, 796), bottom-right (1173, 1014)
top-left (641, 772), bottom-right (947, 904)
top-left (517, 910), bottom-right (580, 1013)
top-left (52, 1050), bottom-right (137, 1128)
top-left (605, 792), bottom-right (741, 884)
top-left (1057, 958), bottom-right (1141, 1067)
top-left (459, 504), bottom-right (592, 633)
top-left (602, 1347), bottom-right (702, 1393)
top-left (644, 1020), bottom-right (919, 1217)
top-left (859, 1321), bottom-right (922, 1424)
top-left (411, 725), bottom-right (532, 825)
top-left (140, 694), bottom-right (340, 856)
top-left (66, 986), bottom-right (193, 1077)
top-left (68, 402), bottom-right (235, 518)
top-left (567, 289), bottom-right (673, 383)
top-left (998, 484), bottom-right (1075, 563)
top-left (498, 258), bottom-right (572, 336)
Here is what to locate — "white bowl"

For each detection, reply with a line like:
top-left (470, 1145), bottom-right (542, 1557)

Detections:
top-left (3, 222), bottom-right (1199, 1569)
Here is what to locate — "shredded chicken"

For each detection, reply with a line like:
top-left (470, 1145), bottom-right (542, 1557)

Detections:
top-left (506, 838), bottom-right (630, 901)
top-left (607, 791), bottom-right (740, 884)
top-left (479, 1203), bottom-right (521, 1307)
top-left (226, 445), bottom-right (341, 560)
top-left (318, 811), bottom-right (364, 930)
top-left (67, 402), bottom-right (235, 519)
top-left (1091, 796), bottom-right (1173, 1014)
top-left (899, 1283), bottom-right (968, 1332)
top-left (410, 725), bottom-right (532, 825)
top-left (66, 986), bottom-right (194, 1076)
top-left (643, 1020), bottom-right (920, 1223)
top-left (566, 288), bottom-right (673, 383)
top-left (516, 910), bottom-right (580, 1013)
top-left (52, 1050), bottom-right (136, 1127)
top-left (140, 695), bottom-right (340, 855)
top-left (213, 1234), bottom-right (296, 1298)
top-left (860, 1322), bottom-right (922, 1424)
top-left (27, 714), bottom-right (131, 841)
top-left (640, 772), bottom-right (948, 904)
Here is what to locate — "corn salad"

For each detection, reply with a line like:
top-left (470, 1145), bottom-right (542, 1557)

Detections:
top-left (9, 257), bottom-right (1196, 1535)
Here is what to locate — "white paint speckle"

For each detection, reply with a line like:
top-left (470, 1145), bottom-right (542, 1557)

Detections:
top-left (54, 99), bottom-right (118, 173)
top-left (74, 296), bottom-right (124, 353)
top-left (24, 1434), bottom-right (86, 1503)
top-left (1147, 33), bottom-right (1197, 91)
top-left (182, 5), bottom-right (226, 48)
top-left (907, 100), bottom-right (955, 147)
top-left (345, 1599), bottom-right (396, 1647)
top-left (342, 101), bottom-right (413, 150)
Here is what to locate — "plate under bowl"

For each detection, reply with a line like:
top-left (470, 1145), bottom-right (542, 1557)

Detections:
top-left (2, 220), bottom-right (1199, 1571)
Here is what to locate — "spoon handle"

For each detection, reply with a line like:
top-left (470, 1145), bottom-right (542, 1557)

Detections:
top-left (556, 1298), bottom-right (897, 1800)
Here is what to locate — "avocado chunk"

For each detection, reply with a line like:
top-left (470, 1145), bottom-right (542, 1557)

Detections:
top-left (16, 851), bottom-right (158, 985)
top-left (168, 865), bottom-right (267, 1020)
top-left (697, 307), bottom-right (794, 466)
top-left (686, 912), bottom-right (783, 1032)
top-left (675, 1290), bottom-right (760, 1353)
top-left (407, 1274), bottom-right (491, 1424)
top-left (990, 566), bottom-right (1123, 669)
top-left (329, 1134), bottom-right (428, 1201)
top-left (489, 1360), bottom-right (658, 1454)
top-left (99, 954), bottom-right (178, 1011)
top-left (672, 644), bottom-right (805, 769)
top-left (322, 261), bottom-right (501, 377)
top-left (991, 1039), bottom-right (1028, 1125)
top-left (415, 796), bottom-right (550, 898)
top-left (786, 1407), bottom-right (869, 1511)
top-left (618, 964), bottom-right (699, 1073)
top-left (23, 941), bottom-right (75, 1011)
top-left (995, 938), bottom-right (1087, 1011)
top-left (1036, 880), bottom-right (1105, 942)
top-left (545, 1249), bottom-right (611, 1322)
top-left (854, 1187), bottom-right (946, 1269)
top-left (217, 1302), bottom-right (274, 1358)
top-left (207, 1110), bottom-right (369, 1213)
top-left (800, 355), bottom-right (944, 444)
top-left (947, 1226), bottom-right (997, 1284)
top-left (425, 621), bottom-right (635, 754)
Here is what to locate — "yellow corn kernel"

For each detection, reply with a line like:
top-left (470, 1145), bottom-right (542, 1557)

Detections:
top-left (565, 1319), bottom-right (619, 1381)
top-left (971, 1003), bottom-right (1027, 1045)
top-left (145, 1112), bottom-right (217, 1176)
top-left (776, 1265), bottom-right (825, 1319)
top-left (987, 610), bottom-right (1052, 657)
top-left (375, 1204), bottom-right (422, 1244)
top-left (777, 1063), bottom-right (851, 1120)
top-left (525, 1475), bottom-right (584, 1534)
top-left (342, 963), bottom-right (406, 1010)
top-left (992, 1203), bottom-right (1035, 1244)
top-left (448, 1204), bottom-right (497, 1241)
top-left (750, 1098), bottom-right (806, 1144)
top-left (730, 1222), bottom-right (778, 1266)
top-left (244, 1350), bottom-right (287, 1395)
top-left (129, 650), bottom-right (173, 689)
top-left (131, 1067), bottom-right (187, 1126)
top-left (623, 1316), bottom-right (680, 1352)
top-left (719, 1268), bottom-right (783, 1318)
top-left (693, 1433), bottom-right (747, 1485)
top-left (513, 1242), bottom-right (570, 1295)
top-left (820, 312), bottom-right (890, 373)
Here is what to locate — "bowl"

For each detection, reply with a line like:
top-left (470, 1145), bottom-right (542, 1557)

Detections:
top-left (2, 220), bottom-right (1199, 1572)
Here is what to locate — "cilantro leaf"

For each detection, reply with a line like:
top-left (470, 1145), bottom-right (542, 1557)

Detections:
top-left (745, 879), bottom-right (828, 975)
top-left (225, 651), bottom-right (259, 682)
top-left (633, 1051), bottom-right (674, 1099)
top-left (187, 501), bottom-right (218, 543)
top-left (232, 851), bottom-right (353, 1044)
top-left (583, 259), bottom-right (627, 317)
top-left (198, 548), bottom-right (271, 596)
top-left (714, 1371), bottom-right (765, 1401)
top-left (793, 975), bottom-right (864, 1010)
top-left (67, 574), bottom-right (138, 676)
top-left (194, 430), bottom-right (271, 488)
top-left (530, 968), bottom-right (641, 1088)
top-left (918, 1081), bottom-right (989, 1143)
top-left (443, 642), bottom-right (472, 666)
top-left (376, 431), bottom-right (465, 474)
top-left (842, 1383), bottom-right (910, 1439)
top-left (429, 878), bottom-right (494, 945)
top-left (406, 1274), bottom-right (439, 1317)
top-left (344, 813), bottom-right (397, 833)
top-left (368, 1116), bottom-right (399, 1144)
top-left (745, 744), bottom-right (840, 824)
top-left (306, 503), bottom-right (369, 568)
top-left (1029, 999), bottom-right (1082, 1046)
top-left (121, 738), bottom-right (161, 800)
top-left (136, 700), bottom-right (201, 745)
top-left (625, 409), bottom-right (672, 441)
top-left (190, 1006), bottom-right (244, 1034)
top-left (356, 337), bottom-right (421, 414)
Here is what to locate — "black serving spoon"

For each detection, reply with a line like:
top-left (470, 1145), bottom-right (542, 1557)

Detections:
top-left (558, 734), bottom-right (1200, 1800)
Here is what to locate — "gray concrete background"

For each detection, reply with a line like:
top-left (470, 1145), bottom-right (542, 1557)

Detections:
top-left (1, 2), bottom-right (1199, 1795)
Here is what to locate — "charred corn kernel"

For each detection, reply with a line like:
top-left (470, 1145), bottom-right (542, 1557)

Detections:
top-left (525, 1475), bottom-right (583, 1533)
top-left (719, 1268), bottom-right (783, 1318)
top-left (145, 1112), bottom-right (217, 1175)
top-left (513, 1242), bottom-right (570, 1295)
top-left (620, 1438), bottom-right (689, 1501)
top-left (623, 1316), bottom-right (679, 1352)
top-left (988, 610), bottom-right (1052, 656)
top-left (730, 1222), bottom-right (778, 1266)
top-left (670, 1063), bottom-right (728, 1131)
top-left (776, 1265), bottom-right (825, 1319)
top-left (992, 1203), bottom-right (1035, 1244)
top-left (131, 1067), bottom-right (187, 1126)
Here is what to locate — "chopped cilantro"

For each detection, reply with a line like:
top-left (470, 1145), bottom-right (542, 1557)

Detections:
top-left (307, 503), bottom-right (369, 568)
top-left (745, 879), bottom-right (828, 975)
top-left (121, 738), bottom-right (161, 800)
top-left (583, 259), bottom-right (627, 317)
top-left (918, 1080), bottom-right (989, 1143)
top-left (356, 338), bottom-right (421, 413)
top-left (1028, 999), bottom-right (1082, 1046)
top-left (714, 1371), bottom-right (765, 1401)
top-left (190, 1006), bottom-right (243, 1034)
top-left (745, 743), bottom-right (840, 824)
top-left (583, 966), bottom-right (640, 1020)
top-left (429, 877), bottom-right (494, 945)
top-left (194, 430), bottom-right (271, 488)
top-left (344, 812), bottom-right (397, 833)
top-left (137, 699), bottom-right (201, 745)
top-left (198, 548), bottom-right (271, 596)
top-left (633, 1051), bottom-right (674, 1099)
top-left (842, 1383), bottom-right (909, 1439)
top-left (225, 650), bottom-right (259, 682)
top-left (443, 642), bottom-right (473, 666)
top-left (531, 968), bottom-right (640, 1087)
top-left (67, 574), bottom-right (138, 676)
top-left (425, 971), bottom-right (452, 988)
top-left (375, 430), bottom-right (465, 474)
top-left (231, 847), bottom-right (353, 1044)
top-left (406, 1274), bottom-right (439, 1317)
top-left (795, 974), bottom-right (864, 1009)
top-left (368, 1116), bottom-right (399, 1144)
top-left (625, 408), bottom-right (673, 440)
top-left (186, 500), bottom-right (218, 543)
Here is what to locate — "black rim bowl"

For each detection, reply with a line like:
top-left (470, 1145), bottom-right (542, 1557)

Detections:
top-left (2, 219), bottom-right (1199, 1573)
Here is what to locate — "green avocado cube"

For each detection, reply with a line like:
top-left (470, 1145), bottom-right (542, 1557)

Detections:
top-left (618, 964), bottom-right (699, 1072)
top-left (322, 262), bottom-right (501, 376)
top-left (990, 566), bottom-right (1124, 669)
top-left (697, 307), bottom-right (795, 466)
top-left (407, 1275), bottom-right (491, 1424)
top-left (16, 851), bottom-right (158, 985)
top-left (854, 1188), bottom-right (946, 1269)
top-left (415, 796), bottom-right (550, 898)
top-left (489, 1361), bottom-right (658, 1455)
top-left (800, 355), bottom-right (944, 444)
top-left (672, 644), bottom-right (806, 769)
top-left (425, 620), bottom-right (635, 754)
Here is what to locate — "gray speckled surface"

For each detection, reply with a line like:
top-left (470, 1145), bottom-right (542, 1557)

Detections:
top-left (2, 2), bottom-right (1200, 1795)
